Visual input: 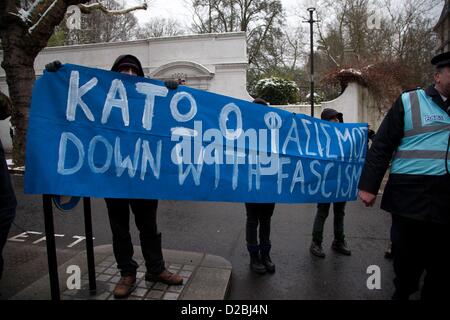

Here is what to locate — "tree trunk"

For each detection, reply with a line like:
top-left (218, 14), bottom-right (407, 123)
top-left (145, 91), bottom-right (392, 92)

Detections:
top-left (0, 0), bottom-right (145, 167)
top-left (1, 30), bottom-right (37, 167)
top-left (0, 0), bottom-right (71, 167)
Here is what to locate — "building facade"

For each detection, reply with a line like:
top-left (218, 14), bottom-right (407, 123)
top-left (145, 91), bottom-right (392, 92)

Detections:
top-left (0, 32), bottom-right (252, 151)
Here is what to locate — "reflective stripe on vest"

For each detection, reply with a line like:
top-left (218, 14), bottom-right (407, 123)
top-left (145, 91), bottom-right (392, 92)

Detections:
top-left (391, 89), bottom-right (450, 175)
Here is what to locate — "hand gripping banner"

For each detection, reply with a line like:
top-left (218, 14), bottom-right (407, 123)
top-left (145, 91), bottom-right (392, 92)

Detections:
top-left (25, 64), bottom-right (368, 203)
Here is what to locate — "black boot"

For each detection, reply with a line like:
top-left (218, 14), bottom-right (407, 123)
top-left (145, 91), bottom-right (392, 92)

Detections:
top-left (247, 244), bottom-right (266, 274)
top-left (260, 244), bottom-right (275, 273)
top-left (332, 239), bottom-right (351, 256)
top-left (310, 241), bottom-right (325, 258)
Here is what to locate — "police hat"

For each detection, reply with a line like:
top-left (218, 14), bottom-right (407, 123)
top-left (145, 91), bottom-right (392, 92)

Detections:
top-left (431, 51), bottom-right (450, 68)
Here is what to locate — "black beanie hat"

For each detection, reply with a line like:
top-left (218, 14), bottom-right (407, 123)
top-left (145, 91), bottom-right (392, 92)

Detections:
top-left (321, 108), bottom-right (343, 122)
top-left (111, 55), bottom-right (145, 77)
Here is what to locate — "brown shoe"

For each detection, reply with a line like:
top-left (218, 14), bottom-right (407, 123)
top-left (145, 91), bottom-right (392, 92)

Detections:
top-left (113, 275), bottom-right (137, 299)
top-left (145, 269), bottom-right (183, 285)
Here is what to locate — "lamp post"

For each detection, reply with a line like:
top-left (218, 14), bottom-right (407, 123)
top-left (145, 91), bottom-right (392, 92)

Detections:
top-left (304, 7), bottom-right (318, 117)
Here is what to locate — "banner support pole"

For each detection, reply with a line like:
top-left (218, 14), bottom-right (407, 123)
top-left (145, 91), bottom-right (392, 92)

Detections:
top-left (43, 194), bottom-right (60, 300)
top-left (83, 197), bottom-right (97, 294)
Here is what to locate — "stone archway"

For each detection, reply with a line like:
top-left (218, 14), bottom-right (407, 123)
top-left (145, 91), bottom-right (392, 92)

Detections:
top-left (150, 61), bottom-right (215, 90)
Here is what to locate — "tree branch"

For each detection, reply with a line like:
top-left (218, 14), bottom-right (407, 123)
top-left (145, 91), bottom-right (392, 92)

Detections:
top-left (9, 0), bottom-right (45, 24)
top-left (316, 11), bottom-right (340, 67)
top-left (79, 1), bottom-right (148, 16)
top-left (28, 0), bottom-right (59, 34)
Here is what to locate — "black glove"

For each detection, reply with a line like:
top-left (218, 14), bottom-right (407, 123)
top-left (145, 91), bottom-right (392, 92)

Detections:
top-left (45, 60), bottom-right (62, 72)
top-left (164, 80), bottom-right (178, 90)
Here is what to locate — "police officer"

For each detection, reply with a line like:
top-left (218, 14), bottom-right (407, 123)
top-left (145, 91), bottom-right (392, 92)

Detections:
top-left (358, 51), bottom-right (450, 300)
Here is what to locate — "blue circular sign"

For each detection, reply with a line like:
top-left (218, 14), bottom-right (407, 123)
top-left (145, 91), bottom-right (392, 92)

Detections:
top-left (52, 195), bottom-right (81, 212)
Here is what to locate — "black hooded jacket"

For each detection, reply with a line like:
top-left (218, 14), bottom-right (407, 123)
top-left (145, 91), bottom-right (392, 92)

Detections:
top-left (111, 55), bottom-right (145, 77)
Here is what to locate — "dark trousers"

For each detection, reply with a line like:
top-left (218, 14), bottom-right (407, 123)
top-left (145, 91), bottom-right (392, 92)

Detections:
top-left (391, 214), bottom-right (450, 300)
top-left (105, 198), bottom-right (165, 277)
top-left (245, 203), bottom-right (275, 247)
top-left (312, 202), bottom-right (346, 245)
top-left (0, 208), bottom-right (15, 279)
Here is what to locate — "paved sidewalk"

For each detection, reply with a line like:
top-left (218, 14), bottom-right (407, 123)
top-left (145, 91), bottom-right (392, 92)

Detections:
top-left (11, 245), bottom-right (232, 300)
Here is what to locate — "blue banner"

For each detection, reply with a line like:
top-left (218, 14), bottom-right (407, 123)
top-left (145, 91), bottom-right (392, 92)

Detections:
top-left (24, 64), bottom-right (367, 203)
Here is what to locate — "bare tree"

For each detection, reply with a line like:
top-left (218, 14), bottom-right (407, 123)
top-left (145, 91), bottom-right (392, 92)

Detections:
top-left (188, 0), bottom-right (284, 67)
top-left (380, 0), bottom-right (440, 58)
top-left (307, 0), bottom-right (439, 89)
top-left (137, 17), bottom-right (185, 38)
top-left (315, 0), bottom-right (371, 63)
top-left (0, 0), bottom-right (146, 165)
top-left (68, 0), bottom-right (140, 44)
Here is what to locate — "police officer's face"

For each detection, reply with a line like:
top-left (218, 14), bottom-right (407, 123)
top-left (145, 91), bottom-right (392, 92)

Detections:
top-left (435, 66), bottom-right (450, 97)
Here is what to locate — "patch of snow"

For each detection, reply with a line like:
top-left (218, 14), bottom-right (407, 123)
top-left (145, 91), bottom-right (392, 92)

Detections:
top-left (339, 68), bottom-right (362, 76)
top-left (11, 0), bottom-right (45, 23)
top-left (28, 0), bottom-right (58, 34)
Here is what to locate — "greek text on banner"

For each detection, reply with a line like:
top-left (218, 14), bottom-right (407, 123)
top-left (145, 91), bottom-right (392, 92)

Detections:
top-left (24, 64), bottom-right (368, 203)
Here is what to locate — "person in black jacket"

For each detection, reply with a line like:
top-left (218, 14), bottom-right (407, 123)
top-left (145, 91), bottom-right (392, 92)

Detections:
top-left (45, 56), bottom-right (182, 299)
top-left (105, 55), bottom-right (183, 299)
top-left (0, 95), bottom-right (16, 280)
top-left (358, 51), bottom-right (450, 300)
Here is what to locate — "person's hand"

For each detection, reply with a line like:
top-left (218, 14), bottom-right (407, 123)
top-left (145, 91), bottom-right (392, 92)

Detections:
top-left (164, 80), bottom-right (178, 90)
top-left (45, 60), bottom-right (62, 72)
top-left (358, 190), bottom-right (377, 207)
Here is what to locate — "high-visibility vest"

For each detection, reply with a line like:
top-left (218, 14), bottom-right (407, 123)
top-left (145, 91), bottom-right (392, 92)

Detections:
top-left (391, 89), bottom-right (450, 175)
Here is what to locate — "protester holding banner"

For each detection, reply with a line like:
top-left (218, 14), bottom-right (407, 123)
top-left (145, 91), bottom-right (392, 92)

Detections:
top-left (0, 100), bottom-right (17, 280)
top-left (44, 55), bottom-right (183, 299)
top-left (358, 51), bottom-right (450, 300)
top-left (105, 55), bottom-right (183, 299)
top-left (310, 108), bottom-right (351, 258)
top-left (245, 98), bottom-right (276, 274)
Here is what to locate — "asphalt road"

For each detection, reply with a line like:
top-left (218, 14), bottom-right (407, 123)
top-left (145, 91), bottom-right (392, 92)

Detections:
top-left (1, 174), bottom-right (396, 300)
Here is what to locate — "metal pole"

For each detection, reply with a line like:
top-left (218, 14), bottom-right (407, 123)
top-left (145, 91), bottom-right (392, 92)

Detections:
top-left (308, 8), bottom-right (316, 118)
top-left (83, 197), bottom-right (96, 294)
top-left (43, 195), bottom-right (60, 300)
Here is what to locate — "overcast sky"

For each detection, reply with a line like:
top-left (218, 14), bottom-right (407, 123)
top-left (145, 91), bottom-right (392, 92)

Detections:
top-left (126, 0), bottom-right (319, 27)
top-left (123, 0), bottom-right (443, 30)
